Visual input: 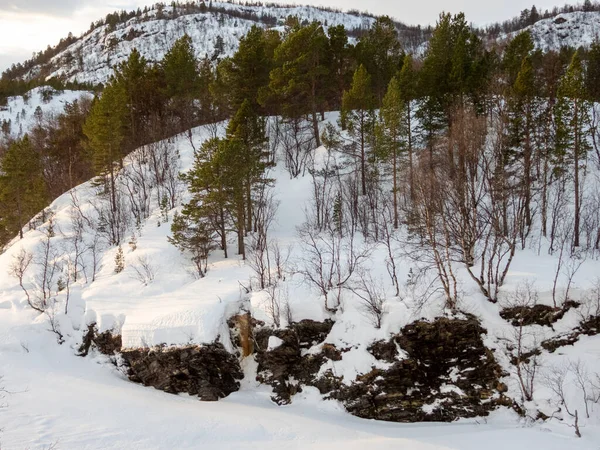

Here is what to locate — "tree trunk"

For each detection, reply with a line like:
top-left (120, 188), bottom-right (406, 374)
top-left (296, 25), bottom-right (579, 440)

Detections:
top-left (574, 101), bottom-right (580, 248)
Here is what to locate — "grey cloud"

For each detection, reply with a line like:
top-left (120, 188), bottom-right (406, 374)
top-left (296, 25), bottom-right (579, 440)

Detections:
top-left (0, 0), bottom-right (88, 16)
top-left (0, 0), bottom-right (142, 17)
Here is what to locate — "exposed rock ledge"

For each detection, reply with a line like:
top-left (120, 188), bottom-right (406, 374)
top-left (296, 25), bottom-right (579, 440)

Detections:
top-left (79, 316), bottom-right (513, 422)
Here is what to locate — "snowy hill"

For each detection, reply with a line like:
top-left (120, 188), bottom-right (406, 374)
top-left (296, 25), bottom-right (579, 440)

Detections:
top-left (0, 86), bottom-right (91, 139)
top-left (10, 4), bottom-right (600, 88)
top-left (23, 3), bottom-right (378, 85)
top-left (507, 10), bottom-right (600, 51)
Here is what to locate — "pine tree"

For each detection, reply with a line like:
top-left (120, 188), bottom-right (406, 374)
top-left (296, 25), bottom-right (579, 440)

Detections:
top-left (327, 24), bottom-right (352, 111)
top-left (355, 16), bottom-right (404, 105)
top-left (83, 80), bottom-right (128, 244)
top-left (218, 26), bottom-right (280, 114)
top-left (342, 64), bottom-right (375, 196)
top-left (554, 50), bottom-right (592, 248)
top-left (503, 31), bottom-right (534, 88)
top-left (398, 54), bottom-right (417, 200)
top-left (507, 55), bottom-right (539, 231)
top-left (378, 76), bottom-right (408, 229)
top-left (114, 245), bottom-right (125, 273)
top-left (0, 136), bottom-right (48, 240)
top-left (226, 99), bottom-right (269, 237)
top-left (161, 34), bottom-right (200, 130)
top-left (266, 21), bottom-right (329, 146)
top-left (586, 39), bottom-right (600, 101)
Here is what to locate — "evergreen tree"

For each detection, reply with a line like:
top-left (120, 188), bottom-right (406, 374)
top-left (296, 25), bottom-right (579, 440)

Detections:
top-left (83, 81), bottom-right (128, 244)
top-left (327, 24), bottom-right (352, 111)
top-left (217, 26), bottom-right (280, 114)
top-left (507, 55), bottom-right (539, 231)
top-left (378, 76), bottom-right (408, 228)
top-left (398, 54), bottom-right (417, 200)
top-left (554, 50), bottom-right (592, 248)
top-left (266, 21), bottom-right (329, 146)
top-left (0, 136), bottom-right (48, 240)
top-left (46, 99), bottom-right (93, 196)
top-left (355, 16), bottom-right (403, 105)
top-left (161, 34), bottom-right (200, 130)
top-left (503, 31), bottom-right (535, 88)
top-left (226, 99), bottom-right (269, 234)
top-left (585, 39), bottom-right (600, 101)
top-left (342, 64), bottom-right (375, 196)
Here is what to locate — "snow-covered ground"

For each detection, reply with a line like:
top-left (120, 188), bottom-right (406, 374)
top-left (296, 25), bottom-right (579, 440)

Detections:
top-left (1, 311), bottom-right (596, 450)
top-left (0, 115), bottom-right (599, 448)
top-left (0, 86), bottom-right (91, 139)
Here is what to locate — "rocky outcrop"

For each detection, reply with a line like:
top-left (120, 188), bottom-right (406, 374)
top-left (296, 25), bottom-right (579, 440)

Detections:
top-left (541, 314), bottom-right (600, 352)
top-left (500, 301), bottom-right (579, 327)
top-left (254, 319), bottom-right (338, 405)
top-left (121, 343), bottom-right (243, 401)
top-left (78, 324), bottom-right (122, 356)
top-left (80, 315), bottom-right (512, 422)
top-left (331, 317), bottom-right (510, 422)
top-left (255, 316), bottom-right (510, 422)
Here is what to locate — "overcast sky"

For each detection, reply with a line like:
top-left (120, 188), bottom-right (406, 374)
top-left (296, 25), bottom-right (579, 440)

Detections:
top-left (0, 0), bottom-right (562, 72)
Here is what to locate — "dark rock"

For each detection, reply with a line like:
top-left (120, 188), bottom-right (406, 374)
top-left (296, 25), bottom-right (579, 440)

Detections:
top-left (254, 320), bottom-right (336, 405)
top-left (580, 315), bottom-right (600, 336)
top-left (331, 317), bottom-right (509, 423)
top-left (368, 339), bottom-right (398, 363)
top-left (500, 301), bottom-right (579, 327)
top-left (322, 343), bottom-right (342, 361)
top-left (78, 324), bottom-right (122, 356)
top-left (540, 314), bottom-right (600, 353)
top-left (121, 343), bottom-right (243, 401)
top-left (293, 319), bottom-right (335, 349)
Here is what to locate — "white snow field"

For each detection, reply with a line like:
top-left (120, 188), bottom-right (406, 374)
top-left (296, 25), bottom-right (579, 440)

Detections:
top-left (0, 114), bottom-right (599, 448)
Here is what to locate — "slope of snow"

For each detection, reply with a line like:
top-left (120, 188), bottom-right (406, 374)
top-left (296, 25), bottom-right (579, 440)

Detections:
top-left (507, 11), bottom-right (600, 51)
top-left (0, 86), bottom-right (91, 139)
top-left (28, 3), bottom-right (375, 85)
top-left (0, 114), bottom-right (599, 447)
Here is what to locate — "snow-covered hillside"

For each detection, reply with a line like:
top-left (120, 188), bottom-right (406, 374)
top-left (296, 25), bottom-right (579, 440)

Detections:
top-left (25, 3), bottom-right (376, 85)
top-left (0, 86), bottom-right (91, 140)
top-left (509, 11), bottom-right (600, 51)
top-left (0, 114), bottom-right (599, 448)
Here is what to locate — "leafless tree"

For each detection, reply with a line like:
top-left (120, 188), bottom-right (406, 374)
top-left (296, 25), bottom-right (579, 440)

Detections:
top-left (121, 147), bottom-right (152, 226)
top-left (348, 272), bottom-right (386, 328)
top-left (131, 255), bottom-right (157, 286)
top-left (297, 220), bottom-right (371, 312)
top-left (67, 194), bottom-right (90, 283)
top-left (247, 182), bottom-right (279, 290)
top-left (280, 117), bottom-right (315, 179)
top-left (307, 151), bottom-right (338, 232)
top-left (87, 231), bottom-right (104, 283)
top-left (505, 281), bottom-right (542, 402)
top-left (271, 240), bottom-right (291, 283)
top-left (403, 157), bottom-right (460, 311)
top-left (577, 278), bottom-right (600, 322)
top-left (33, 235), bottom-right (60, 310)
top-left (9, 248), bottom-right (37, 312)
top-left (44, 298), bottom-right (64, 344)
top-left (378, 199), bottom-right (400, 297)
